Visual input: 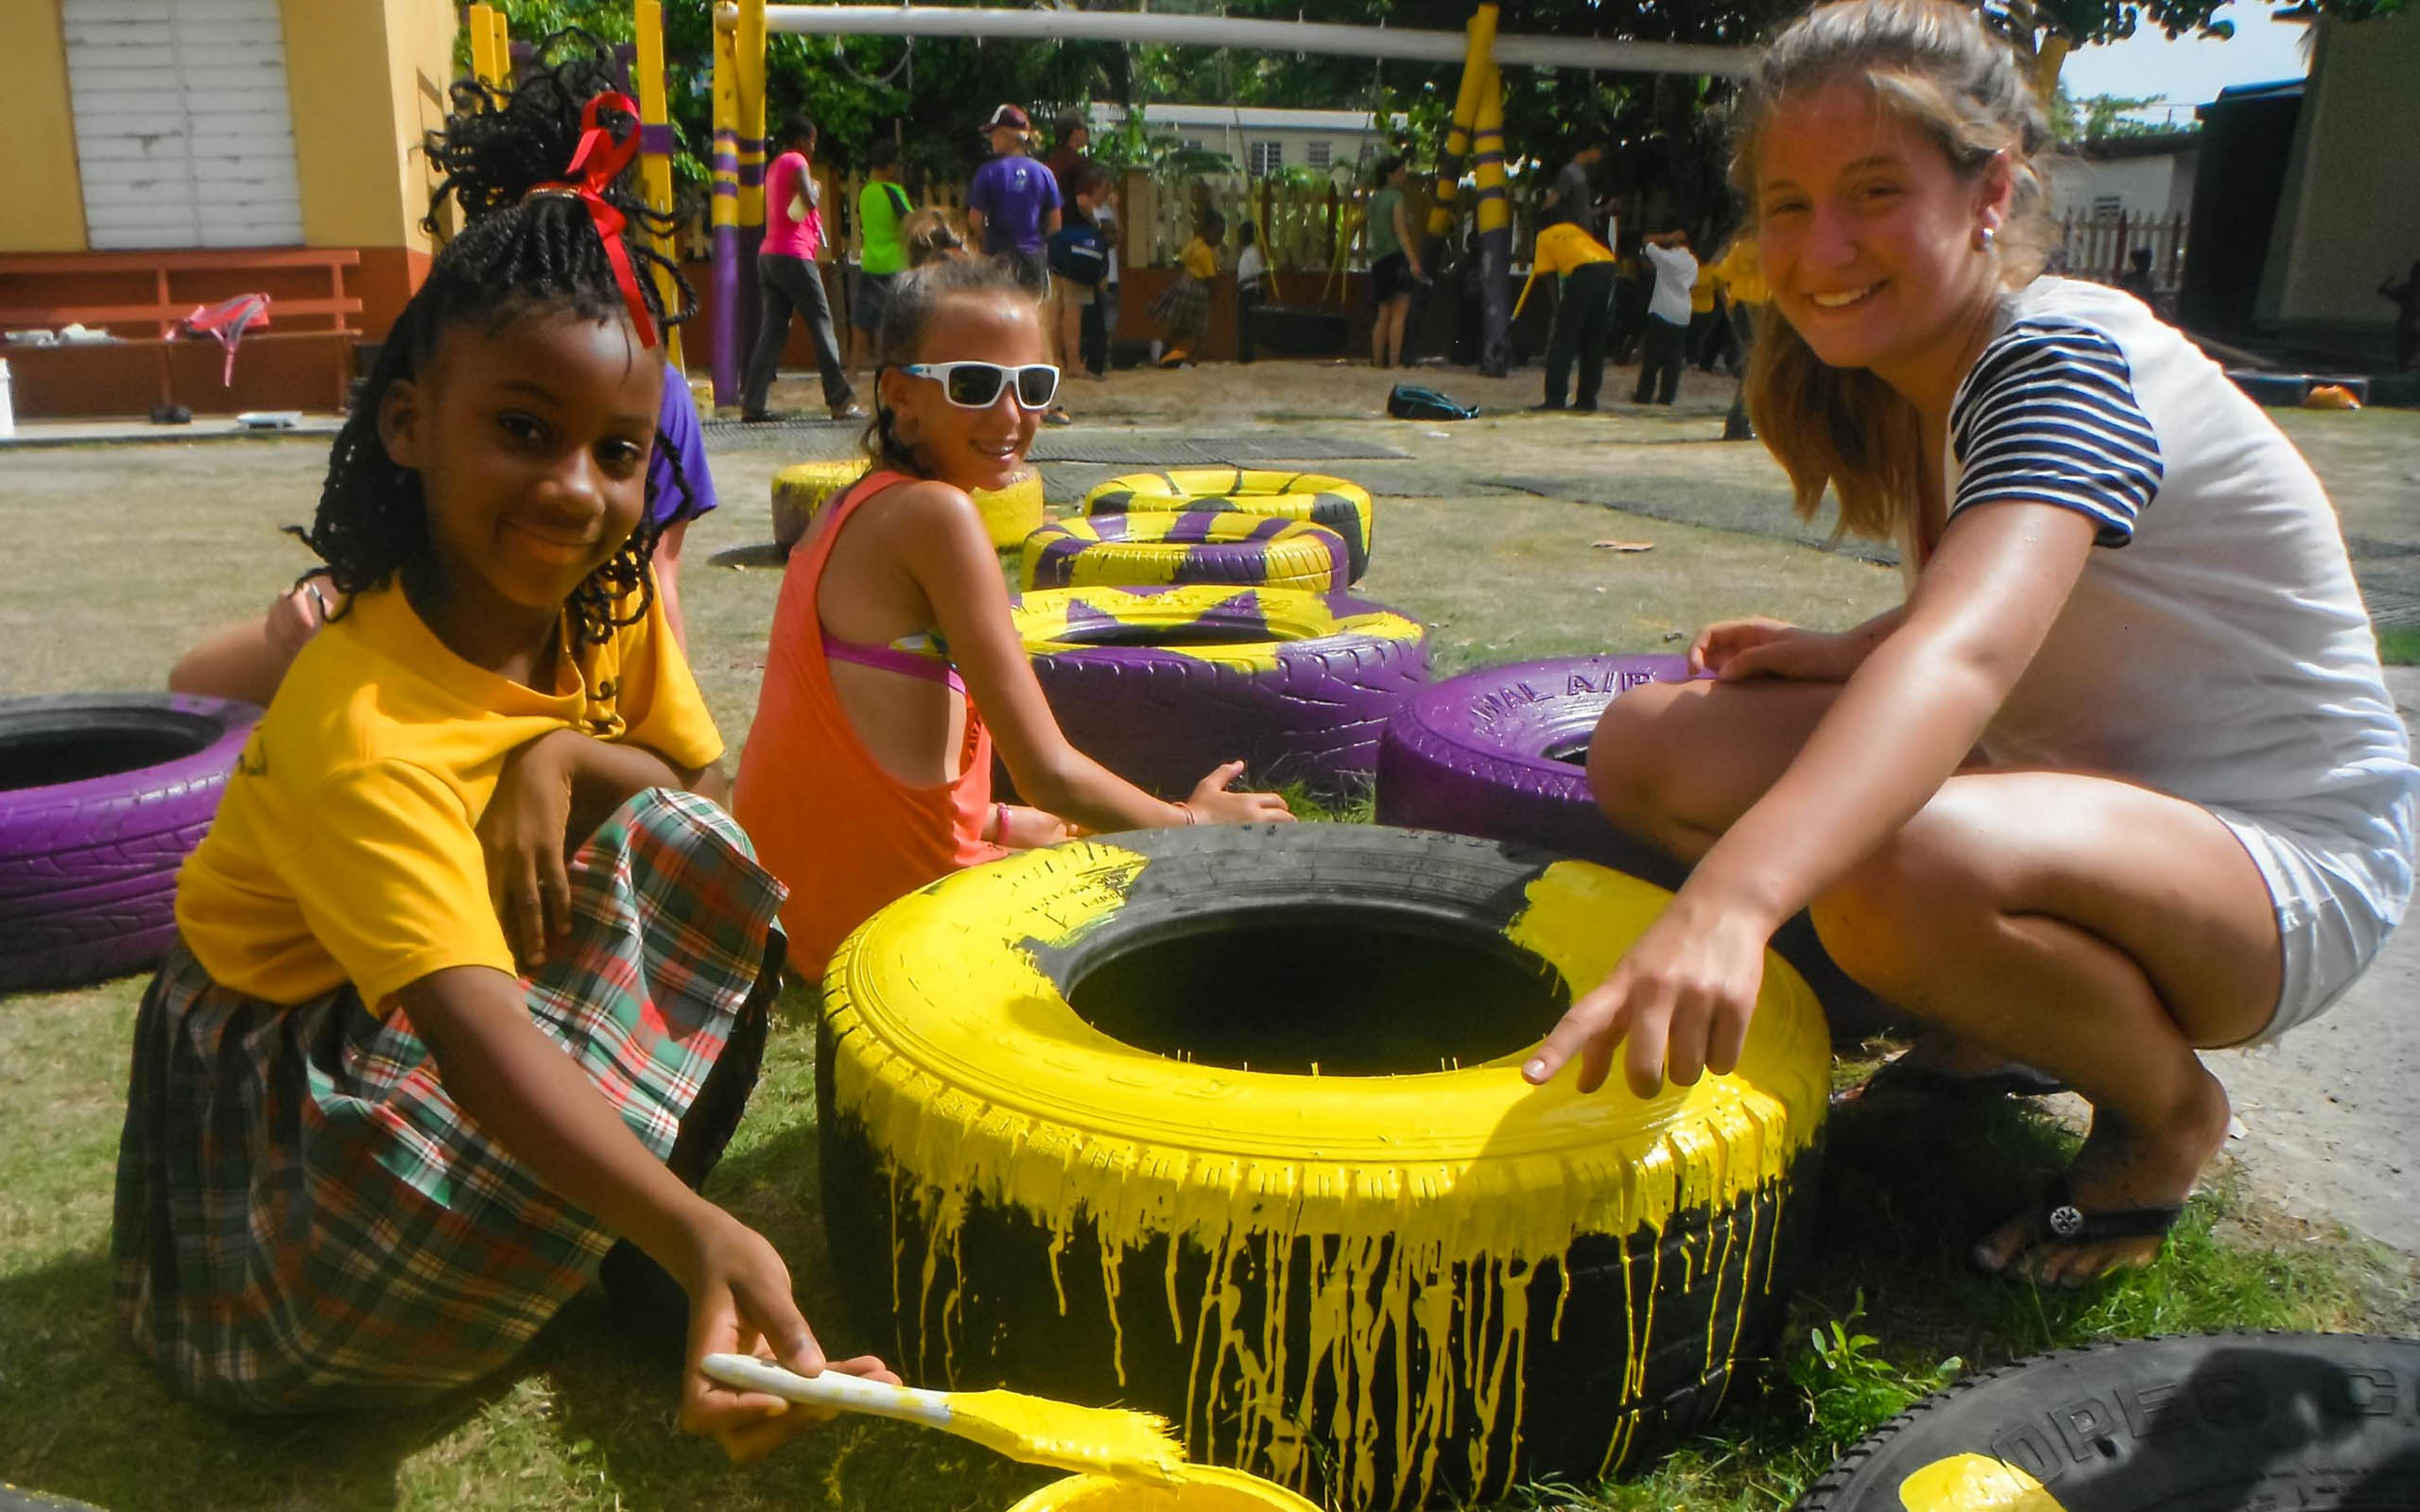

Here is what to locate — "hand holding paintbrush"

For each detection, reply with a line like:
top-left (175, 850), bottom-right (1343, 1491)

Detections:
top-left (702, 1354), bottom-right (1188, 1484)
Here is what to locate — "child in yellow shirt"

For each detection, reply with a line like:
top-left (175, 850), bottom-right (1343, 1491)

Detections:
top-left (112, 49), bottom-right (893, 1449)
top-left (1151, 210), bottom-right (1223, 366)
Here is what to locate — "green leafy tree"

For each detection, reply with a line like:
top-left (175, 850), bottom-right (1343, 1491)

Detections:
top-left (2050, 86), bottom-right (2191, 142)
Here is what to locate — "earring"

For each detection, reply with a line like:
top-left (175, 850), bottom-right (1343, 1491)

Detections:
top-left (1977, 225), bottom-right (1997, 250)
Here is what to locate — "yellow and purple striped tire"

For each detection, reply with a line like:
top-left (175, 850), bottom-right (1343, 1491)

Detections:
top-left (771, 463), bottom-right (1046, 555)
top-left (1082, 468), bottom-right (1375, 583)
top-left (1018, 510), bottom-right (1351, 594)
top-left (818, 823), bottom-right (1828, 1508)
top-left (1004, 583), bottom-right (1427, 799)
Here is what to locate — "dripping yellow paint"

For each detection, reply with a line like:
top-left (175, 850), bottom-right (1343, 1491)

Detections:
top-left (823, 841), bottom-right (1830, 1505)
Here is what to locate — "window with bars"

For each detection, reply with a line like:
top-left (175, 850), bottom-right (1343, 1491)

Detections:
top-left (1249, 140), bottom-right (1285, 176)
top-left (1306, 140), bottom-right (1332, 170)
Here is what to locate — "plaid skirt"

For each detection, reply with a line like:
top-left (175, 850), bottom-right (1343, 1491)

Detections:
top-left (111, 787), bottom-right (786, 1414)
top-left (1150, 274), bottom-right (1211, 341)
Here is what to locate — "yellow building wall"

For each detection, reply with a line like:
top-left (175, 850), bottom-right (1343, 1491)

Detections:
top-left (281, 0), bottom-right (458, 254)
top-left (0, 0), bottom-right (89, 252)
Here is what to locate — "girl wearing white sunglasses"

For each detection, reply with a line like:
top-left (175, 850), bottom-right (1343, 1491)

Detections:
top-left (734, 256), bottom-right (1294, 973)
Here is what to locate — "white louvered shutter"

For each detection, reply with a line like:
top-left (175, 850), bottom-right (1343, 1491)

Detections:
top-left (65, 0), bottom-right (305, 249)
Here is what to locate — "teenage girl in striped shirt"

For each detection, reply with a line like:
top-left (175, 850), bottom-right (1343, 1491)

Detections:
top-left (1525, 0), bottom-right (2416, 1285)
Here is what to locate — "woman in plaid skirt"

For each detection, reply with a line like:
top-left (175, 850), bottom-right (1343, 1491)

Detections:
top-left (112, 44), bottom-right (894, 1456)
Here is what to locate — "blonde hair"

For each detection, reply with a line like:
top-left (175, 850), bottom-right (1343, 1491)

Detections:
top-left (1733, 0), bottom-right (2055, 541)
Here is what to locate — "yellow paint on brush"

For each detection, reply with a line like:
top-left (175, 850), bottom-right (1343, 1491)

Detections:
top-left (947, 1390), bottom-right (1187, 1484)
top-left (1897, 1453), bottom-right (2070, 1511)
top-left (825, 843), bottom-right (1829, 1506)
top-left (1009, 585), bottom-right (1423, 675)
top-left (1007, 1464), bottom-right (1323, 1511)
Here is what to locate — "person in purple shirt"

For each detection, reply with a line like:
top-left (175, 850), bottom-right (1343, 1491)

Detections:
top-left (965, 104), bottom-right (1062, 296)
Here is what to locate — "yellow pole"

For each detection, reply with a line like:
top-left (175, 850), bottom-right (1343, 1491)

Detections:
top-left (467, 4), bottom-right (500, 88)
top-left (635, 0), bottom-right (685, 375)
top-left (488, 8), bottom-right (511, 87)
top-left (1472, 60), bottom-right (1507, 240)
top-left (1471, 57), bottom-right (1514, 373)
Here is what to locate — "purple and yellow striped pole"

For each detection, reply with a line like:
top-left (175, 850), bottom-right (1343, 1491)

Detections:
top-left (1471, 57), bottom-right (1512, 375)
top-left (1409, 4), bottom-right (1495, 365)
top-left (735, 0), bottom-right (768, 398)
top-left (1418, 6), bottom-right (1495, 276)
top-left (710, 16), bottom-right (741, 406)
top-left (634, 0), bottom-right (684, 378)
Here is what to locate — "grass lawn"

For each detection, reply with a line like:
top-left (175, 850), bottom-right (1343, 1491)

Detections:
top-left (4, 391), bottom-right (2417, 1510)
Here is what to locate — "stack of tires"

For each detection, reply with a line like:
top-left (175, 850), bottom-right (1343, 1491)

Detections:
top-left (1082, 469), bottom-right (1376, 585)
top-left (1011, 469), bottom-right (1411, 799)
top-left (1, 694), bottom-right (260, 993)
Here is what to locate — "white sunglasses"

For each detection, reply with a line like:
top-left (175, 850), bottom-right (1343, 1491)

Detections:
top-left (898, 361), bottom-right (1062, 411)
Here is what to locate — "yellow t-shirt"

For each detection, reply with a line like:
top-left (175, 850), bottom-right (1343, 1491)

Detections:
top-left (176, 579), bottom-right (724, 1006)
top-left (1690, 263), bottom-right (1721, 314)
top-left (1181, 237), bottom-right (1219, 281)
top-left (1714, 236), bottom-right (1768, 305)
top-left (1530, 222), bottom-right (1616, 279)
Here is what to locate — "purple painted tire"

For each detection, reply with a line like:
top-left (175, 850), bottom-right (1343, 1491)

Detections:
top-left (1376, 656), bottom-right (1894, 1033)
top-left (1375, 655), bottom-right (1695, 883)
top-left (1010, 585), bottom-right (1429, 799)
top-left (0, 693), bottom-right (261, 993)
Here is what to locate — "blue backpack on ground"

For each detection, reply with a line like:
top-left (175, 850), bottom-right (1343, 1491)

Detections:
top-left (1387, 383), bottom-right (1478, 421)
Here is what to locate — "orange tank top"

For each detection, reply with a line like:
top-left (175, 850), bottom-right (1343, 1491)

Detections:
top-left (733, 470), bottom-right (1004, 976)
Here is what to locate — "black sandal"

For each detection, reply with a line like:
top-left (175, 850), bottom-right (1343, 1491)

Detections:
top-left (1969, 1175), bottom-right (2184, 1280)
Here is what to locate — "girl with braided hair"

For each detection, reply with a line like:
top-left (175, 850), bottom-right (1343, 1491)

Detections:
top-left (113, 43), bottom-right (896, 1449)
top-left (733, 256), bottom-right (1292, 973)
top-left (167, 38), bottom-right (718, 704)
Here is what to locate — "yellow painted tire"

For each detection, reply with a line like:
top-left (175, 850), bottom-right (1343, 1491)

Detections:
top-left (1005, 1466), bottom-right (1322, 1511)
top-left (1083, 469), bottom-right (1375, 583)
top-left (819, 824), bottom-right (1829, 1509)
top-left (1018, 511), bottom-right (1351, 594)
top-left (770, 463), bottom-right (1046, 555)
top-left (769, 460), bottom-right (864, 555)
top-left (1005, 585), bottom-right (1427, 799)
top-left (976, 468), bottom-right (1048, 550)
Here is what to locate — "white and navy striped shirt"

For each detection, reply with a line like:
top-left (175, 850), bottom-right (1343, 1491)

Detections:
top-left (1949, 319), bottom-right (2162, 547)
top-left (1920, 278), bottom-right (2413, 927)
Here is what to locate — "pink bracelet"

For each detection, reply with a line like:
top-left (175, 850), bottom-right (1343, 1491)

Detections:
top-left (1173, 801), bottom-right (1198, 826)
top-left (994, 801), bottom-right (1011, 841)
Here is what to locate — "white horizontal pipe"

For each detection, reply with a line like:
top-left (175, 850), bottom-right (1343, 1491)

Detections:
top-left (743, 5), bottom-right (1756, 77)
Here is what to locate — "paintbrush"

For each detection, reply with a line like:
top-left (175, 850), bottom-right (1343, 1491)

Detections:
top-left (700, 1354), bottom-right (1188, 1484)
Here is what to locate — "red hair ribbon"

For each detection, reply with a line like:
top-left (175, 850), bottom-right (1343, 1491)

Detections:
top-left (533, 92), bottom-right (657, 349)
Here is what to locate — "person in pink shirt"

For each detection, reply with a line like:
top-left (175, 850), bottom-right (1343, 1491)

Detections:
top-left (743, 114), bottom-right (864, 422)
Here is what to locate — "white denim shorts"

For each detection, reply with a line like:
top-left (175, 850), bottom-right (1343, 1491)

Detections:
top-left (2212, 784), bottom-right (2417, 1046)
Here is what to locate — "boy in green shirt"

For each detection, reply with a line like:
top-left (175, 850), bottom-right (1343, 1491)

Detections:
top-left (852, 140), bottom-right (913, 365)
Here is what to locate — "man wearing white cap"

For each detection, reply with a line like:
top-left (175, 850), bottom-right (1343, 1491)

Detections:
top-left (965, 103), bottom-right (1062, 296)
